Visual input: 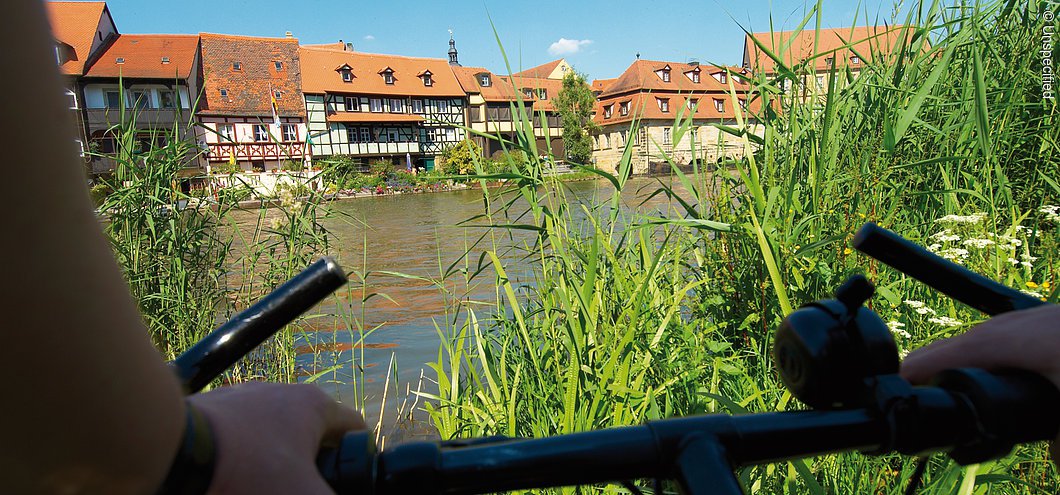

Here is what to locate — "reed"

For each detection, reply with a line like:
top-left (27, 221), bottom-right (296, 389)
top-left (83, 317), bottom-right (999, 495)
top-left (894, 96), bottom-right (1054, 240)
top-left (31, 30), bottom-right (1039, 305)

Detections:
top-left (425, 0), bottom-right (1059, 493)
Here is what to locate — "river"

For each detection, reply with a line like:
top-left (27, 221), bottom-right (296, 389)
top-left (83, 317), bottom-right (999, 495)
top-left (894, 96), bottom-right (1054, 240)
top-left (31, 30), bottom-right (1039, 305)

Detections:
top-left (234, 176), bottom-right (708, 433)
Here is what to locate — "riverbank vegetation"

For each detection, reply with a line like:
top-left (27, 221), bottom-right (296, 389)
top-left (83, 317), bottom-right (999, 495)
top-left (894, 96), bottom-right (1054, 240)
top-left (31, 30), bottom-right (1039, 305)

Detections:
top-left (422, 1), bottom-right (1059, 493)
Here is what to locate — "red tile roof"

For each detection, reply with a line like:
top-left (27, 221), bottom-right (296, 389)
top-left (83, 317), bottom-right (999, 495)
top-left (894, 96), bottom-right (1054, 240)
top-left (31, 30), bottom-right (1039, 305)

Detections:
top-left (450, 66), bottom-right (521, 102)
top-left (85, 34), bottom-right (199, 79)
top-left (509, 76), bottom-right (564, 112)
top-left (512, 59), bottom-right (564, 79)
top-left (600, 59), bottom-right (750, 98)
top-left (198, 33), bottom-right (305, 118)
top-left (592, 78), bottom-right (617, 94)
top-left (300, 46), bottom-right (465, 97)
top-left (594, 59), bottom-right (758, 126)
top-left (46, 1), bottom-right (110, 75)
top-left (744, 25), bottom-right (915, 74)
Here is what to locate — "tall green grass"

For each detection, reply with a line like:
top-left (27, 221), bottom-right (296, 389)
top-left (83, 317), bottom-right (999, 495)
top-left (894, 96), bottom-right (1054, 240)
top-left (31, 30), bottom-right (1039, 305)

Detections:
top-left (425, 0), bottom-right (1059, 493)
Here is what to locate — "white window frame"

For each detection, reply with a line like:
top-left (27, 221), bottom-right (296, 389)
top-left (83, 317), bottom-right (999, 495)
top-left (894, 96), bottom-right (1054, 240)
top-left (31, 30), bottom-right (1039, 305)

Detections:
top-left (345, 96), bottom-right (360, 111)
top-left (851, 55), bottom-right (861, 65)
top-left (687, 98), bottom-right (698, 110)
top-left (412, 99), bottom-right (424, 113)
top-left (620, 101), bottom-right (630, 116)
top-left (389, 98), bottom-right (404, 113)
top-left (281, 124), bottom-right (297, 142)
top-left (65, 89), bottom-right (78, 110)
top-left (341, 70), bottom-right (353, 82)
top-left (383, 71), bottom-right (395, 85)
top-left (479, 74), bottom-right (491, 86)
top-left (663, 127), bottom-right (672, 145)
top-left (604, 105), bottom-right (613, 118)
top-left (537, 88), bottom-right (547, 100)
top-left (217, 123), bottom-right (235, 142)
top-left (130, 89), bottom-right (152, 109)
top-left (253, 124), bottom-right (269, 142)
top-left (712, 72), bottom-right (727, 84)
top-left (423, 74), bottom-right (433, 86)
top-left (370, 99), bottom-right (383, 113)
top-left (713, 99), bottom-right (725, 112)
top-left (436, 99), bottom-right (449, 113)
top-left (360, 128), bottom-right (371, 142)
top-left (657, 98), bottom-right (669, 112)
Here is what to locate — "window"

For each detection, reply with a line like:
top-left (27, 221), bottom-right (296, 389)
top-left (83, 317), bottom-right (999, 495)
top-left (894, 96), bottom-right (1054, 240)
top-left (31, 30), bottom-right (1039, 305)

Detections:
top-left (389, 98), bottom-right (404, 113)
top-left (422, 74), bottom-right (433, 86)
top-left (620, 101), bottom-right (630, 116)
top-left (130, 90), bottom-right (151, 109)
top-left (55, 46), bottom-right (64, 65)
top-left (523, 88), bottom-right (533, 99)
top-left (359, 128), bottom-right (370, 142)
top-left (65, 89), bottom-right (78, 110)
top-left (712, 72), bottom-right (727, 84)
top-left (690, 127), bottom-right (698, 142)
top-left (232, 62), bottom-right (242, 71)
top-left (825, 57), bottom-right (835, 68)
top-left (436, 99), bottom-right (449, 113)
top-left (274, 61), bottom-right (284, 71)
top-left (377, 129), bottom-right (388, 143)
top-left (341, 70), bottom-right (353, 82)
top-left (116, 57), bottom-right (125, 64)
top-left (657, 98), bottom-right (669, 112)
top-left (537, 88), bottom-right (547, 100)
top-left (412, 99), bottom-right (424, 113)
top-left (282, 124), bottom-right (297, 142)
top-left (687, 98), bottom-right (698, 110)
top-left (345, 96), bottom-right (360, 111)
top-left (659, 69), bottom-right (670, 82)
top-left (663, 127), bottom-right (672, 146)
top-left (692, 71), bottom-right (700, 83)
top-left (603, 104), bottom-right (613, 118)
top-left (370, 99), bottom-right (383, 112)
top-left (816, 75), bottom-right (826, 87)
top-left (159, 90), bottom-right (177, 109)
top-left (252, 160), bottom-right (265, 172)
top-left (345, 125), bottom-right (359, 143)
top-left (637, 127), bottom-right (647, 147)
top-left (738, 98), bottom-right (747, 109)
top-left (618, 131), bottom-right (626, 148)
top-left (105, 90), bottom-right (121, 109)
top-left (253, 124), bottom-right (269, 142)
top-left (274, 90), bottom-right (282, 100)
top-left (387, 129), bottom-right (399, 142)
top-left (383, 70), bottom-right (395, 85)
top-left (217, 123), bottom-right (234, 142)
top-left (162, 57), bottom-right (170, 64)
top-left (479, 74), bottom-right (491, 86)
top-left (851, 55), bottom-right (861, 65)
top-left (713, 99), bottom-right (724, 112)
top-left (219, 89), bottom-right (229, 100)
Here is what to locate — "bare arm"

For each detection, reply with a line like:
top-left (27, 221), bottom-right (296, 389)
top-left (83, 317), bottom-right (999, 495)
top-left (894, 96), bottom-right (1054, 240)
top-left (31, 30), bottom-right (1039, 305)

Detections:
top-left (0, 1), bottom-right (184, 493)
top-left (0, 3), bottom-right (362, 493)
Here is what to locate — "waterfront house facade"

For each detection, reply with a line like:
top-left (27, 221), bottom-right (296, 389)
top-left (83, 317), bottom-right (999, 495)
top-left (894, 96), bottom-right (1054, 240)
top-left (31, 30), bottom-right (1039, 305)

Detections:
top-left (197, 33), bottom-right (309, 173)
top-left (299, 45), bottom-right (467, 170)
top-left (743, 25), bottom-right (914, 103)
top-left (592, 59), bottom-right (759, 175)
top-left (450, 58), bottom-right (569, 160)
top-left (81, 34), bottom-right (201, 174)
top-left (46, 1), bottom-right (118, 164)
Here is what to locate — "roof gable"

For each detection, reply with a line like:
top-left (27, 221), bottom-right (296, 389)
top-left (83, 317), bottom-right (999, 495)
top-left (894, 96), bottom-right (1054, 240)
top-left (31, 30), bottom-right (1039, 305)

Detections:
top-left (46, 1), bottom-right (114, 75)
top-left (198, 33), bottom-right (305, 117)
top-left (84, 34), bottom-right (200, 80)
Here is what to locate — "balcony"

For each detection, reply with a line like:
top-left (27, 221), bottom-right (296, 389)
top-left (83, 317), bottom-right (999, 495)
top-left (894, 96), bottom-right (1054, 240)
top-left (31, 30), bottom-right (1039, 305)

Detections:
top-left (84, 108), bottom-right (190, 132)
top-left (207, 142), bottom-right (308, 162)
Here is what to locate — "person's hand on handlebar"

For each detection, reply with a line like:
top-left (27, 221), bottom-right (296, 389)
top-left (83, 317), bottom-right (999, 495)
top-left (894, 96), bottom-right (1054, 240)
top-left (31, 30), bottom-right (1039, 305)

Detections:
top-left (900, 304), bottom-right (1060, 461)
top-left (190, 383), bottom-right (365, 495)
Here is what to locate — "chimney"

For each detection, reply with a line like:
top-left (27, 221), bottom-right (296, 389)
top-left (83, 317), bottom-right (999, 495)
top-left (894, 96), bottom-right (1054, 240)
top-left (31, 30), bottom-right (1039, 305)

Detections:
top-left (285, 31), bottom-right (293, 38)
top-left (689, 59), bottom-right (700, 66)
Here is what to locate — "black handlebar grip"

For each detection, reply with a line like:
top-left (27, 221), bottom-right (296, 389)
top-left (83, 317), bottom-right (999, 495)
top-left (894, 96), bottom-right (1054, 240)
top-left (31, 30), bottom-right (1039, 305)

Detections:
top-left (318, 431), bottom-right (376, 494)
top-left (171, 257), bottom-right (348, 393)
top-left (852, 223), bottom-right (1044, 316)
top-left (932, 368), bottom-right (1060, 464)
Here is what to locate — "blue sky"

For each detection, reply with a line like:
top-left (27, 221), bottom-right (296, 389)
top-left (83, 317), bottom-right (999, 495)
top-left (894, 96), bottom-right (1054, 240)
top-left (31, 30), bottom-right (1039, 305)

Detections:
top-left (103, 0), bottom-right (911, 80)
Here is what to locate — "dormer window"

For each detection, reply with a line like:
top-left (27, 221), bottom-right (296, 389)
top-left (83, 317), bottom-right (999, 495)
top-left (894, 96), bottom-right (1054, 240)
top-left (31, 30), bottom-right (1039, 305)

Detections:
top-left (712, 72), bottom-right (727, 84)
top-left (419, 70), bottom-right (433, 87)
top-left (116, 57), bottom-right (125, 64)
top-left (738, 98), bottom-right (747, 109)
top-left (656, 65), bottom-right (671, 82)
top-left (479, 73), bottom-right (491, 87)
top-left (713, 98), bottom-right (724, 112)
top-left (604, 104), bottom-right (613, 118)
top-left (825, 57), bottom-right (834, 68)
top-left (687, 98), bottom-right (698, 110)
top-left (219, 89), bottom-right (229, 99)
top-left (232, 61), bottom-right (242, 71)
top-left (657, 97), bottom-right (669, 112)
top-left (620, 101), bottom-right (630, 116)
top-left (687, 67), bottom-right (701, 83)
top-left (851, 55), bottom-right (861, 65)
top-left (342, 70), bottom-right (352, 82)
top-left (380, 68), bottom-right (395, 85)
top-left (523, 88), bottom-right (533, 99)
top-left (274, 90), bottom-right (282, 99)
top-left (161, 57), bottom-right (170, 64)
top-left (274, 61), bottom-right (284, 71)
top-left (537, 88), bottom-right (547, 100)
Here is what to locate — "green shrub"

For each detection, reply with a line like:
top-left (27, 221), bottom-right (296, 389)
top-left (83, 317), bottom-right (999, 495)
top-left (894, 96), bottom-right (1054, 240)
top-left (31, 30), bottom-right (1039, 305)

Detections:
top-left (89, 183), bottom-right (112, 207)
top-left (369, 159), bottom-right (394, 178)
top-left (438, 139), bottom-right (482, 175)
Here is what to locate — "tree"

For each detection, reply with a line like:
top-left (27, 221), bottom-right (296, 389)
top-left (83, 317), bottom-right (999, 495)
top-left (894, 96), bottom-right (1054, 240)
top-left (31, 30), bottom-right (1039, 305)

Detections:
top-left (553, 71), bottom-right (598, 165)
top-left (438, 138), bottom-right (482, 175)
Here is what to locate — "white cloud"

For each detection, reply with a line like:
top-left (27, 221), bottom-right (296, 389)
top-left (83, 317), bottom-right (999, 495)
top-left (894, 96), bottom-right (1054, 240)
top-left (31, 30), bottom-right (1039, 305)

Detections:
top-left (363, 35), bottom-right (375, 41)
top-left (548, 38), bottom-right (592, 56)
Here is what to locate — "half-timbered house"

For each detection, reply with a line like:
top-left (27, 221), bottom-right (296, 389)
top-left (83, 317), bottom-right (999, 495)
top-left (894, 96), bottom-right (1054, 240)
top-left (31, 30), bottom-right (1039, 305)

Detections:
top-left (197, 33), bottom-right (308, 172)
top-left (300, 45), bottom-right (466, 170)
top-left (81, 34), bottom-right (201, 174)
top-left (46, 1), bottom-right (118, 165)
top-left (592, 59), bottom-right (760, 175)
top-left (450, 59), bottom-right (569, 160)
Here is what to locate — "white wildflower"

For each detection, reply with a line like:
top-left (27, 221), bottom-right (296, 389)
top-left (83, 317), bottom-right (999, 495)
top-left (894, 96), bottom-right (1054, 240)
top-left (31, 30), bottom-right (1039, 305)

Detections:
top-left (1022, 289), bottom-right (1044, 298)
top-left (930, 230), bottom-right (961, 243)
top-left (268, 217), bottom-right (282, 230)
top-left (938, 247), bottom-right (970, 262)
top-left (903, 300), bottom-right (925, 309)
top-left (928, 243), bottom-right (942, 252)
top-left (915, 307), bottom-right (937, 315)
top-left (998, 235), bottom-right (1022, 248)
top-left (1040, 205), bottom-right (1060, 222)
top-left (936, 212), bottom-right (987, 224)
top-left (962, 238), bottom-right (995, 249)
top-left (928, 316), bottom-right (962, 327)
top-left (887, 321), bottom-right (911, 339)
top-left (1007, 257), bottom-right (1020, 265)
top-left (899, 349), bottom-right (910, 358)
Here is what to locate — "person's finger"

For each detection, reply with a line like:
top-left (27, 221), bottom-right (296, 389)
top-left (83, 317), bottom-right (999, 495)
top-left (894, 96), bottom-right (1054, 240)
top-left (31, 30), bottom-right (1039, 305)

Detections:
top-left (901, 305), bottom-right (1060, 384)
top-left (320, 400), bottom-right (365, 445)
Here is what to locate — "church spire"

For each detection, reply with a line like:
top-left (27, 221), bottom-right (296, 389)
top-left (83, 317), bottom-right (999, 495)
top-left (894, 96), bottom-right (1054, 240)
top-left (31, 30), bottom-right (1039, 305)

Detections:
top-left (447, 30), bottom-right (460, 66)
